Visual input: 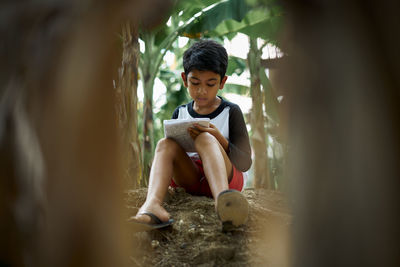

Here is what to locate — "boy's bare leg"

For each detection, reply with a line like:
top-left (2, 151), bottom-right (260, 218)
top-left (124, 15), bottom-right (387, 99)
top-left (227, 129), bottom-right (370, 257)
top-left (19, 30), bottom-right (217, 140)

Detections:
top-left (194, 133), bottom-right (249, 227)
top-left (133, 138), bottom-right (201, 223)
top-left (194, 132), bottom-right (233, 201)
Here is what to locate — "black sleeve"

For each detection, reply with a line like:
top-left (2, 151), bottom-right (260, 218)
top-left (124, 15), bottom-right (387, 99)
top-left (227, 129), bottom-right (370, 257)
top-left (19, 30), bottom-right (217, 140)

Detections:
top-left (227, 104), bottom-right (252, 172)
top-left (171, 107), bottom-right (180, 119)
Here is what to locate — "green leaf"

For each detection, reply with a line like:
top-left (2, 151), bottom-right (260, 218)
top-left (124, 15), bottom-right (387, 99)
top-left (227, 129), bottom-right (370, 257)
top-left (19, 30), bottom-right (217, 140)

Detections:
top-left (208, 7), bottom-right (282, 44)
top-left (245, 0), bottom-right (281, 8)
top-left (226, 56), bottom-right (247, 76)
top-left (180, 0), bottom-right (250, 35)
top-left (174, 0), bottom-right (221, 21)
top-left (211, 8), bottom-right (270, 35)
top-left (239, 15), bottom-right (282, 42)
top-left (153, 26), bottom-right (170, 47)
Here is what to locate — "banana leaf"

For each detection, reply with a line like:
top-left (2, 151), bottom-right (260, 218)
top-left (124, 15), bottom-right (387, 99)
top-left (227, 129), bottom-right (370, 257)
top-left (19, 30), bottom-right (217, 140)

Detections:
top-left (226, 56), bottom-right (247, 76)
top-left (209, 7), bottom-right (282, 43)
top-left (174, 0), bottom-right (221, 21)
top-left (180, 0), bottom-right (250, 35)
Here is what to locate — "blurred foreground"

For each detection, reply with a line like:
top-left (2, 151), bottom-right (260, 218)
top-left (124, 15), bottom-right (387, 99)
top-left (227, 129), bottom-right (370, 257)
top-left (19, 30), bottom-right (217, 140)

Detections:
top-left (0, 0), bottom-right (170, 266)
top-left (282, 0), bottom-right (400, 266)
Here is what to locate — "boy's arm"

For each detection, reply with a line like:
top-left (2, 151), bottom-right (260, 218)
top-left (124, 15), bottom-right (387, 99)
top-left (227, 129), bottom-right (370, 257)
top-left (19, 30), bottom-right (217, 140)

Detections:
top-left (226, 105), bottom-right (252, 172)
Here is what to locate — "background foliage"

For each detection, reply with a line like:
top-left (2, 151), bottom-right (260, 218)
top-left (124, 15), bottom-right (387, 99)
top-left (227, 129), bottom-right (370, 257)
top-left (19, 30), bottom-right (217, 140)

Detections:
top-left (128, 0), bottom-right (285, 189)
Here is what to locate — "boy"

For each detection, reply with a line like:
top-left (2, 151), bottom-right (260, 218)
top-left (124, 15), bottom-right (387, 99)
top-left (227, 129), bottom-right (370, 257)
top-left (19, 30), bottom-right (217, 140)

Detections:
top-left (131, 40), bottom-right (252, 231)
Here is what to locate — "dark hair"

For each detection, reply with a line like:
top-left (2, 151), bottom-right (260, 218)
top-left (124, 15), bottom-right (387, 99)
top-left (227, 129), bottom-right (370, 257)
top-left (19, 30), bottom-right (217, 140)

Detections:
top-left (183, 40), bottom-right (228, 81)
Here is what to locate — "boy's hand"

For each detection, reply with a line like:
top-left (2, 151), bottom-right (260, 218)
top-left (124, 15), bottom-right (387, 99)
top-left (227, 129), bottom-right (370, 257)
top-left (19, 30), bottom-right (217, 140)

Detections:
top-left (188, 123), bottom-right (217, 139)
top-left (188, 123), bottom-right (229, 152)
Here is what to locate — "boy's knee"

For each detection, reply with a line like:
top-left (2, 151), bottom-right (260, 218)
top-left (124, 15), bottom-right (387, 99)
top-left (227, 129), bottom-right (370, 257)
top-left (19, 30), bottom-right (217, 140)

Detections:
top-left (156, 137), bottom-right (179, 152)
top-left (194, 132), bottom-right (218, 149)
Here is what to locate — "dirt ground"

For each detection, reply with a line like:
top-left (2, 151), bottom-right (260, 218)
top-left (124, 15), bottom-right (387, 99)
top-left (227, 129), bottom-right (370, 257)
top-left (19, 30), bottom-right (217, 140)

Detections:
top-left (126, 188), bottom-right (291, 267)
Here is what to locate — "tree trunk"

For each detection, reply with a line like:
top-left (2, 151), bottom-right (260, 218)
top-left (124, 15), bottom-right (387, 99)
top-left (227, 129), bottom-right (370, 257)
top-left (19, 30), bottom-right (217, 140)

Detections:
top-left (248, 37), bottom-right (270, 189)
top-left (139, 33), bottom-right (157, 185)
top-left (115, 22), bottom-right (142, 189)
top-left (142, 90), bottom-right (154, 185)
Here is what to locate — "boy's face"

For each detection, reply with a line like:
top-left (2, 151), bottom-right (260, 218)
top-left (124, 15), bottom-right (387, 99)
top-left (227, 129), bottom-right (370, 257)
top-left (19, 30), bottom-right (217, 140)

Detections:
top-left (181, 69), bottom-right (227, 109)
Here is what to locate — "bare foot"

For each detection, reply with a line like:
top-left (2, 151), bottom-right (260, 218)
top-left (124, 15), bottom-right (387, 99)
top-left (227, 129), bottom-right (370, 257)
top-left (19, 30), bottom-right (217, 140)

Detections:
top-left (131, 201), bottom-right (170, 223)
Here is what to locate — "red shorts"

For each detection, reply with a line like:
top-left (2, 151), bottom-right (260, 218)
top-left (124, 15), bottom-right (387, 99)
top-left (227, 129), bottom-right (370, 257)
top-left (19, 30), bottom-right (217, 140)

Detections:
top-left (170, 157), bottom-right (244, 198)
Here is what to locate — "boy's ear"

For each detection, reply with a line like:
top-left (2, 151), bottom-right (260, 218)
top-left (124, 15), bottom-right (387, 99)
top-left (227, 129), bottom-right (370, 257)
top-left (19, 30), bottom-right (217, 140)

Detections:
top-left (181, 72), bottom-right (188, 87)
top-left (219, 76), bottom-right (228, 89)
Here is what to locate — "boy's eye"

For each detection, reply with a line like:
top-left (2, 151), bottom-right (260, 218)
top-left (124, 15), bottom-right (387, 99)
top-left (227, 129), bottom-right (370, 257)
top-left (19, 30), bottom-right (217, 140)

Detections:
top-left (207, 84), bottom-right (216, 87)
top-left (191, 82), bottom-right (200, 85)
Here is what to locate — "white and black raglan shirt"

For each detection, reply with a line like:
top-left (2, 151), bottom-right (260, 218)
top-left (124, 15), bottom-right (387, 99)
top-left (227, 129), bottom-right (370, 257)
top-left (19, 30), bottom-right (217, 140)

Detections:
top-left (172, 96), bottom-right (252, 173)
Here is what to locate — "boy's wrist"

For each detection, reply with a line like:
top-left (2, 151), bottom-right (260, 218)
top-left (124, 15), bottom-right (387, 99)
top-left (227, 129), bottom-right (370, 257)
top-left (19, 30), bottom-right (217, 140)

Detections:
top-left (216, 133), bottom-right (229, 152)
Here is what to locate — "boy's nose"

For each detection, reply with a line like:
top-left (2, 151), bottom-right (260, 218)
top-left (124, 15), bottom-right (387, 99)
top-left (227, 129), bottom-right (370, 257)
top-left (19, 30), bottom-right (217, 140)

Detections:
top-left (197, 87), bottom-right (206, 94)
